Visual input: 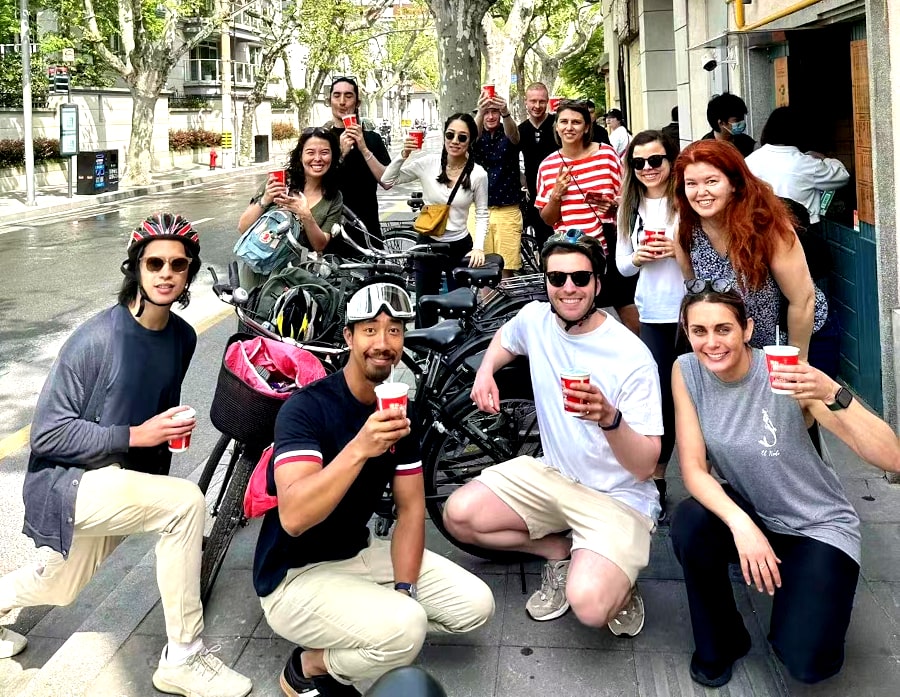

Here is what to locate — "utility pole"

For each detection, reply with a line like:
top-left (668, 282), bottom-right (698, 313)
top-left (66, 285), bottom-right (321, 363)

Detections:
top-left (220, 1), bottom-right (234, 169)
top-left (20, 0), bottom-right (35, 206)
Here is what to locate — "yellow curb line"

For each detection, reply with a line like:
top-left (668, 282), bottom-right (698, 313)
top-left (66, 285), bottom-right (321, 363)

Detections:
top-left (0, 304), bottom-right (233, 462)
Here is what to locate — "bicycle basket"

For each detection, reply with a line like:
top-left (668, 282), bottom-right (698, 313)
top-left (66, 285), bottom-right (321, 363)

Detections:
top-left (210, 333), bottom-right (326, 443)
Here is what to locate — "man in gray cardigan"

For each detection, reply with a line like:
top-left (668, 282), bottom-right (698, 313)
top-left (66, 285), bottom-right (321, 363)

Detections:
top-left (0, 213), bottom-right (252, 697)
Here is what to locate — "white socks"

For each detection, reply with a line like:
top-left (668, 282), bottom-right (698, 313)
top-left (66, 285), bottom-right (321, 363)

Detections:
top-left (164, 637), bottom-right (204, 665)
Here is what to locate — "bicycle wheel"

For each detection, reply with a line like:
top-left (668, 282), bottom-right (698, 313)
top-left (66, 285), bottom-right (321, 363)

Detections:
top-left (381, 226), bottom-right (418, 254)
top-left (197, 433), bottom-right (232, 495)
top-left (200, 449), bottom-right (256, 604)
top-left (422, 371), bottom-right (540, 562)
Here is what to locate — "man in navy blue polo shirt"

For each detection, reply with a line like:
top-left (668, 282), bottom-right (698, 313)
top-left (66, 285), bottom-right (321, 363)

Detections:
top-left (472, 92), bottom-right (523, 277)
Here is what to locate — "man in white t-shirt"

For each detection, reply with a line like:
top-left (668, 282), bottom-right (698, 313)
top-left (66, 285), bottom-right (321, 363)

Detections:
top-left (443, 229), bottom-right (663, 636)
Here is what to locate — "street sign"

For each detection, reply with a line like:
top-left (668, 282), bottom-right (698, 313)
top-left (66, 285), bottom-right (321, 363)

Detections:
top-left (221, 131), bottom-right (233, 147)
top-left (62, 48), bottom-right (75, 63)
top-left (59, 104), bottom-right (78, 156)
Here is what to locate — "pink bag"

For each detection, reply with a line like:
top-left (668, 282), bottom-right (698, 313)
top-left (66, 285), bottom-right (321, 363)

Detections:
top-left (244, 445), bottom-right (277, 518)
top-left (224, 336), bottom-right (326, 399)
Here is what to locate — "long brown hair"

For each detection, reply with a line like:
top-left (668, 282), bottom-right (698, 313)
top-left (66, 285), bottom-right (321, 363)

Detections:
top-left (618, 130), bottom-right (678, 241)
top-left (674, 140), bottom-right (796, 290)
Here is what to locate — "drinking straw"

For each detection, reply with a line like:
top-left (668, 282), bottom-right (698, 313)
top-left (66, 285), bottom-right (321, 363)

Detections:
top-left (775, 324), bottom-right (780, 346)
top-left (390, 365), bottom-right (395, 383)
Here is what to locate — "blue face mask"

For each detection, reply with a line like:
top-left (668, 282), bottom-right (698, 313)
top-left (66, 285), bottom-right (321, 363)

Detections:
top-left (729, 120), bottom-right (747, 136)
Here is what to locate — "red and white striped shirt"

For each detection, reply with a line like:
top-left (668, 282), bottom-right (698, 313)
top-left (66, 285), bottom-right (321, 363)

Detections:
top-left (535, 145), bottom-right (623, 251)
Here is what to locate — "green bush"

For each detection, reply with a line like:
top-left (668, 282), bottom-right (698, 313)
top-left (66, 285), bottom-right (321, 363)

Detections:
top-left (168, 128), bottom-right (223, 151)
top-left (0, 138), bottom-right (62, 168)
top-left (272, 122), bottom-right (298, 141)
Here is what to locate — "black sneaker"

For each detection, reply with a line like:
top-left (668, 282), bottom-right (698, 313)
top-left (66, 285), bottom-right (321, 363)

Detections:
top-left (280, 665), bottom-right (361, 697)
top-left (688, 633), bottom-right (751, 688)
top-left (654, 478), bottom-right (668, 523)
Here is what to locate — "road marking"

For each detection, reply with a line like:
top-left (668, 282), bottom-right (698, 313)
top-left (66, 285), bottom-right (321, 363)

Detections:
top-left (0, 304), bottom-right (233, 462)
top-left (192, 217), bottom-right (213, 225)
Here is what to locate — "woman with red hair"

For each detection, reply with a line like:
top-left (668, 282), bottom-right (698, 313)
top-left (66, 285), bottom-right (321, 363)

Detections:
top-left (673, 140), bottom-right (829, 365)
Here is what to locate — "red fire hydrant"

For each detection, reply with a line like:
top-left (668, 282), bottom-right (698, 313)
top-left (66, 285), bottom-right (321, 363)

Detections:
top-left (209, 149), bottom-right (218, 170)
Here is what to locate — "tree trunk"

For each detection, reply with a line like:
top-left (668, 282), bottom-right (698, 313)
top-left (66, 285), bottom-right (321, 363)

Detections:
top-left (481, 0), bottom-right (535, 103)
top-left (429, 0), bottom-right (495, 120)
top-left (125, 72), bottom-right (165, 186)
top-left (239, 45), bottom-right (288, 166)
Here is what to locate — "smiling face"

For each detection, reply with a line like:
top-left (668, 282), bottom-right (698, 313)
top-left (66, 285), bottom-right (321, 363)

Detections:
top-left (555, 108), bottom-right (588, 147)
top-left (545, 250), bottom-right (599, 326)
top-left (344, 312), bottom-right (405, 384)
top-left (302, 135), bottom-right (333, 180)
top-left (632, 140), bottom-right (671, 194)
top-left (682, 162), bottom-right (736, 222)
top-left (330, 80), bottom-right (359, 120)
top-left (685, 300), bottom-right (754, 381)
top-left (483, 107), bottom-right (501, 131)
top-left (444, 118), bottom-right (472, 158)
top-left (525, 87), bottom-right (548, 120)
top-left (138, 239), bottom-right (190, 306)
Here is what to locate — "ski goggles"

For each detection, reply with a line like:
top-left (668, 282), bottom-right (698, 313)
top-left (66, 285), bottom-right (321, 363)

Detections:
top-left (346, 282), bottom-right (415, 322)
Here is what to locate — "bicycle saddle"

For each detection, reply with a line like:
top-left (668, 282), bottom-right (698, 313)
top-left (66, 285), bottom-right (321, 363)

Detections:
top-left (418, 287), bottom-right (477, 319)
top-left (453, 259), bottom-right (503, 288)
top-left (365, 666), bottom-right (447, 697)
top-left (405, 319), bottom-right (466, 352)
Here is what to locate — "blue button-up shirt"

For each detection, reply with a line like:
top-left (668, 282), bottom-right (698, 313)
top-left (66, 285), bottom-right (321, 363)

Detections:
top-left (472, 128), bottom-right (522, 208)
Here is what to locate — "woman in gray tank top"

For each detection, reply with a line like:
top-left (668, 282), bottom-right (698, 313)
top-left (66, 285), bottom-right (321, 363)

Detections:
top-left (668, 285), bottom-right (900, 689)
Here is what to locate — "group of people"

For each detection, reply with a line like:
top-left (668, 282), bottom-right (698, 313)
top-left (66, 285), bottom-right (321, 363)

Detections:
top-left (1, 76), bottom-right (895, 697)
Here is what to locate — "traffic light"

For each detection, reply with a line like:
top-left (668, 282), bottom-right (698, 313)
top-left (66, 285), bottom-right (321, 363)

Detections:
top-left (53, 67), bottom-right (70, 94)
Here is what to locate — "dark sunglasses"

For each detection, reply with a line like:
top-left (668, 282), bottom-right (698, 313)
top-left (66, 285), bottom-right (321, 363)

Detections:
top-left (631, 154), bottom-right (667, 170)
top-left (546, 270), bottom-right (594, 288)
top-left (685, 278), bottom-right (735, 294)
top-left (558, 99), bottom-right (588, 109)
top-left (303, 127), bottom-right (330, 137)
top-left (444, 131), bottom-right (469, 144)
top-left (143, 256), bottom-right (191, 273)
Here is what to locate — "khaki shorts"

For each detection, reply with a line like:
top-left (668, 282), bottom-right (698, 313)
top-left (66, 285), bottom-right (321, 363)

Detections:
top-left (477, 456), bottom-right (654, 584)
top-left (468, 204), bottom-right (523, 270)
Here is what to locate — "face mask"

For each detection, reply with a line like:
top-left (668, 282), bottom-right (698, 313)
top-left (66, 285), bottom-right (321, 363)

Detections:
top-left (728, 120), bottom-right (747, 136)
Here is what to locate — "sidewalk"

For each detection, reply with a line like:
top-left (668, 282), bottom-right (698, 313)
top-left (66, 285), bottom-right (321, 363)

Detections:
top-left (0, 161), bottom-right (273, 226)
top-left (2, 427), bottom-right (898, 697)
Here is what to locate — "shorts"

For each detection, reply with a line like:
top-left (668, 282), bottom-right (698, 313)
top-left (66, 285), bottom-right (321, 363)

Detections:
top-left (476, 456), bottom-right (654, 584)
top-left (468, 204), bottom-right (523, 271)
top-left (597, 222), bottom-right (637, 310)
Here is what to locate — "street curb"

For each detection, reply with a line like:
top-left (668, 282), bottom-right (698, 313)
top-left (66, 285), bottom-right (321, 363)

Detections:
top-left (0, 162), bottom-right (273, 226)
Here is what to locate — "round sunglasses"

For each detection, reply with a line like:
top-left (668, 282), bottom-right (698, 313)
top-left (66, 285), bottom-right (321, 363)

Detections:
top-left (444, 131), bottom-right (469, 144)
top-left (143, 256), bottom-right (192, 273)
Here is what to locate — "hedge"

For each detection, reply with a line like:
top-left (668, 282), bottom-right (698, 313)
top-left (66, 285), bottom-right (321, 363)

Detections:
top-left (0, 138), bottom-right (62, 168)
top-left (168, 128), bottom-right (222, 151)
top-left (272, 122), bottom-right (299, 141)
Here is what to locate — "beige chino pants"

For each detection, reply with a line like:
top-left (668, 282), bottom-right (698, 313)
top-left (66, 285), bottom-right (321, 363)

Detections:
top-left (0, 465), bottom-right (206, 643)
top-left (260, 536), bottom-right (495, 685)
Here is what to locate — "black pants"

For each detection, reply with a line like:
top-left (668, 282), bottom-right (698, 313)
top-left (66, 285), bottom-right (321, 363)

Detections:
top-left (639, 322), bottom-right (677, 465)
top-left (414, 234), bottom-right (473, 328)
top-left (524, 201), bottom-right (554, 247)
top-left (670, 487), bottom-right (859, 684)
top-left (598, 223), bottom-right (637, 311)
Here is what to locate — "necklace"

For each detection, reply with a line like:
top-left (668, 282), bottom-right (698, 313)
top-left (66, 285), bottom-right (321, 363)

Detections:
top-left (446, 161), bottom-right (465, 172)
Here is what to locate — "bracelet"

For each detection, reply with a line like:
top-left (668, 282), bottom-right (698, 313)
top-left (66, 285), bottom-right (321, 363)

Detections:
top-left (501, 112), bottom-right (511, 118)
top-left (599, 408), bottom-right (622, 431)
top-left (364, 151), bottom-right (374, 161)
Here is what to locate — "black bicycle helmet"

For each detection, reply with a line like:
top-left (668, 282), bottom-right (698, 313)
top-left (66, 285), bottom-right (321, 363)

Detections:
top-left (121, 213), bottom-right (201, 316)
top-left (270, 287), bottom-right (324, 342)
top-left (541, 228), bottom-right (606, 278)
top-left (541, 228), bottom-right (606, 332)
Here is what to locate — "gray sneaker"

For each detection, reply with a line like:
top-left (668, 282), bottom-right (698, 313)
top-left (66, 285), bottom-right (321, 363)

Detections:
top-left (608, 584), bottom-right (645, 637)
top-left (526, 559), bottom-right (570, 621)
top-left (153, 645), bottom-right (252, 697)
top-left (0, 626), bottom-right (27, 658)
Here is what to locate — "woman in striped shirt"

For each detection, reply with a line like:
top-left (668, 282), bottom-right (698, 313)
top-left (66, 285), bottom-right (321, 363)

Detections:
top-left (535, 100), bottom-right (639, 333)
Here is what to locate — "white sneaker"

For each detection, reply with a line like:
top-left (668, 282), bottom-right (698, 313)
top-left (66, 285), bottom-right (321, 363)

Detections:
top-left (608, 584), bottom-right (645, 637)
top-left (0, 626), bottom-right (27, 658)
top-left (152, 645), bottom-right (252, 697)
top-left (525, 559), bottom-right (570, 621)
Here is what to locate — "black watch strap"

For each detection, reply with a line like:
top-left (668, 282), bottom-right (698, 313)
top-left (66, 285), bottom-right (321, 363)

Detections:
top-left (600, 408), bottom-right (623, 431)
top-left (827, 387), bottom-right (853, 411)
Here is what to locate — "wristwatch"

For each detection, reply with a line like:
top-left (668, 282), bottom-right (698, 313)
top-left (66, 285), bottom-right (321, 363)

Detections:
top-left (599, 408), bottom-right (623, 431)
top-left (501, 112), bottom-right (511, 119)
top-left (826, 386), bottom-right (853, 411)
top-left (394, 582), bottom-right (418, 600)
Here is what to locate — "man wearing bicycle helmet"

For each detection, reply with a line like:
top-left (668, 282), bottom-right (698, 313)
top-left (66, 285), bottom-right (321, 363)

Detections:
top-left (253, 282), bottom-right (494, 697)
top-left (0, 213), bottom-right (253, 697)
top-left (444, 229), bottom-right (663, 637)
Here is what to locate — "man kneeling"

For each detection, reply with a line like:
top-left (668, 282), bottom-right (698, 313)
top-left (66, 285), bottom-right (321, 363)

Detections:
top-left (254, 282), bottom-right (495, 696)
top-left (444, 230), bottom-right (663, 635)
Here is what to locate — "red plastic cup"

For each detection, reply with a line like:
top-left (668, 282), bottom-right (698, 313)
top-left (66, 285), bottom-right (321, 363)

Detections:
top-left (168, 407), bottom-right (196, 453)
top-left (560, 369), bottom-right (590, 416)
top-left (270, 169), bottom-right (286, 186)
top-left (481, 84), bottom-right (496, 100)
top-left (375, 382), bottom-right (409, 412)
top-left (409, 129), bottom-right (425, 149)
top-left (342, 114), bottom-right (358, 128)
top-left (549, 97), bottom-right (561, 113)
top-left (642, 229), bottom-right (665, 255)
top-left (763, 346), bottom-right (800, 394)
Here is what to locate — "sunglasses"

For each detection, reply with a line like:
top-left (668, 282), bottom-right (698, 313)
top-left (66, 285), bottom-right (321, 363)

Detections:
top-left (143, 256), bottom-right (191, 273)
top-left (558, 99), bottom-right (588, 109)
top-left (546, 270), bottom-right (594, 288)
top-left (684, 278), bottom-right (735, 294)
top-left (303, 127), bottom-right (330, 137)
top-left (444, 131), bottom-right (469, 144)
top-left (631, 154), bottom-right (667, 170)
